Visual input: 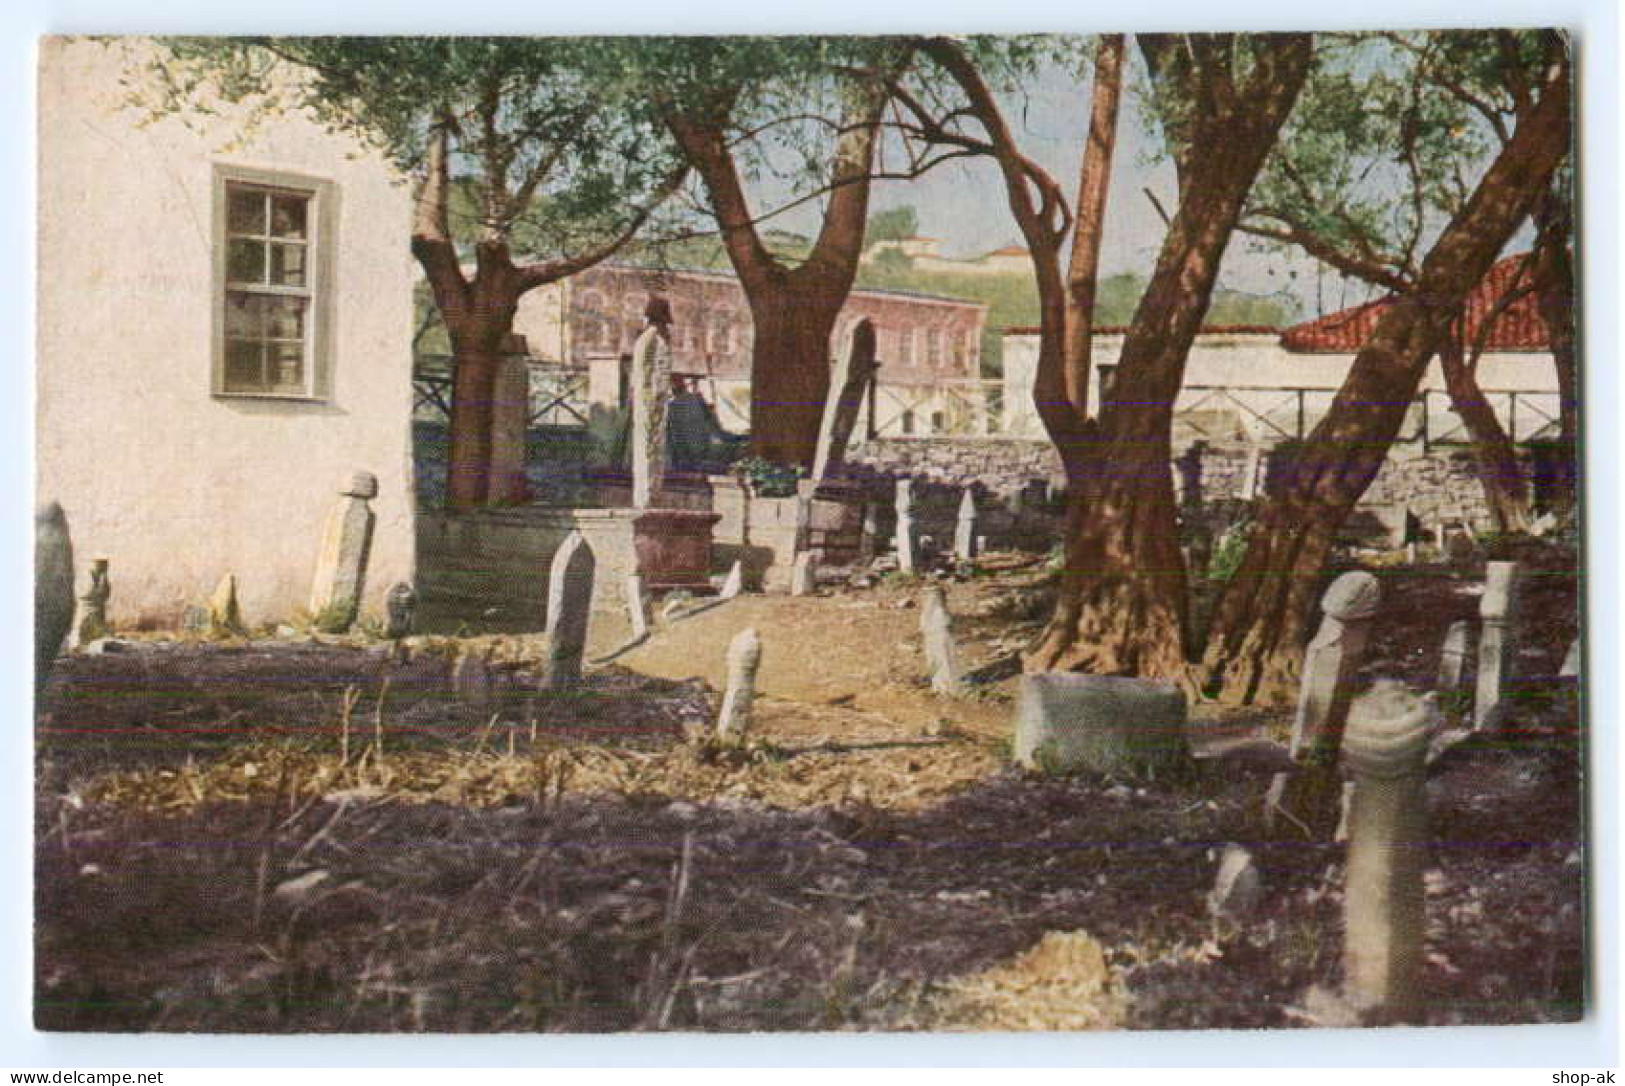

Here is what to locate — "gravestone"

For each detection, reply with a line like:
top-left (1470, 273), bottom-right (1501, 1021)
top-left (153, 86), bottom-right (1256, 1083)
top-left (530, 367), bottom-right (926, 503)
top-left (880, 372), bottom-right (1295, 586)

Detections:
top-left (812, 319), bottom-right (879, 483)
top-left (209, 573), bottom-right (248, 638)
top-left (790, 549), bottom-right (818, 597)
top-left (1238, 445), bottom-right (1265, 501)
top-left (920, 585), bottom-right (963, 697)
top-left (953, 489), bottom-right (977, 561)
top-left (1265, 571), bottom-right (1381, 839)
top-left (543, 532), bottom-right (596, 690)
top-left (35, 502), bottom-right (74, 684)
top-left (1013, 673), bottom-right (1190, 779)
top-left (1474, 561), bottom-right (1519, 730)
top-left (715, 627), bottom-right (762, 747)
top-left (719, 560), bottom-right (744, 600)
top-left (625, 573), bottom-right (651, 639)
top-left (894, 477), bottom-right (917, 574)
top-left (486, 337), bottom-right (532, 505)
top-left (858, 504), bottom-right (879, 566)
top-left (629, 302), bottom-right (674, 509)
top-left (1208, 845), bottom-right (1262, 922)
top-left (1342, 682), bottom-right (1434, 1019)
top-left (453, 645), bottom-right (493, 707)
top-left (309, 470), bottom-right (378, 634)
top-left (1437, 620), bottom-right (1470, 694)
top-left (76, 557), bottom-right (111, 645)
top-left (1560, 638), bottom-right (1580, 678)
top-left (384, 582), bottom-right (417, 640)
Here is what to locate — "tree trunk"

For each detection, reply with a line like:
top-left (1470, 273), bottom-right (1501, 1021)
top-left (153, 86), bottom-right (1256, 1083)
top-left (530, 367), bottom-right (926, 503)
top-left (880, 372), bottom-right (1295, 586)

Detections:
top-left (1439, 324), bottom-right (1532, 533)
top-left (1532, 190), bottom-right (1578, 512)
top-left (747, 295), bottom-right (841, 466)
top-left (437, 264), bottom-right (523, 511)
top-left (1029, 35), bottom-right (1314, 688)
top-left (1201, 63), bottom-right (1573, 704)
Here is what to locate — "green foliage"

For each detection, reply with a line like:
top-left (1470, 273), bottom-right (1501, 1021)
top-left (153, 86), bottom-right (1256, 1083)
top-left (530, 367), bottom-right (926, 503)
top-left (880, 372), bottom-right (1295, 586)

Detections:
top-left (866, 206), bottom-right (920, 243)
top-left (1206, 519), bottom-right (1253, 584)
top-left (732, 455), bottom-right (804, 498)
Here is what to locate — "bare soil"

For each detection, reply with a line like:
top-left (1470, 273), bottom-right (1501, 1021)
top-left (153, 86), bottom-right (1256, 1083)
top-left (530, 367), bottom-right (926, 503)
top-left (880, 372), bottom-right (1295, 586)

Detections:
top-left (34, 551), bottom-right (1586, 1033)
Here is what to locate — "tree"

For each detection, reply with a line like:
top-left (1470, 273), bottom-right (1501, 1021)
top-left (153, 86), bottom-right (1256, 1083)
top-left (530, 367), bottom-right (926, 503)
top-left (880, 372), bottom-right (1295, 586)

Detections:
top-left (1201, 32), bottom-right (1572, 704)
top-left (151, 38), bottom-right (688, 509)
top-left (652, 38), bottom-right (916, 468)
top-left (866, 205), bottom-right (920, 244)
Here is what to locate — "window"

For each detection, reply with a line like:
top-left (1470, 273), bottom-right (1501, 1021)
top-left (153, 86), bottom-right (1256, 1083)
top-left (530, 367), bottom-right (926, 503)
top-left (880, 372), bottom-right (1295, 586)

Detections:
top-left (927, 328), bottom-right (944, 368)
top-left (215, 168), bottom-right (332, 398)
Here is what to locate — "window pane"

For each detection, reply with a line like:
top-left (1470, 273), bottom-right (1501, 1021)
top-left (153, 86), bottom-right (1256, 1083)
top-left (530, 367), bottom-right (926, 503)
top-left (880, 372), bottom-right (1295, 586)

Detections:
top-left (224, 292), bottom-right (266, 338)
top-left (269, 242), bottom-right (306, 287)
top-left (270, 195), bottom-right (308, 239)
top-left (227, 238), bottom-right (266, 284)
top-left (265, 296), bottom-right (307, 340)
top-left (227, 187), bottom-right (266, 235)
top-left (224, 339), bottom-right (264, 390)
top-left (269, 343), bottom-right (304, 391)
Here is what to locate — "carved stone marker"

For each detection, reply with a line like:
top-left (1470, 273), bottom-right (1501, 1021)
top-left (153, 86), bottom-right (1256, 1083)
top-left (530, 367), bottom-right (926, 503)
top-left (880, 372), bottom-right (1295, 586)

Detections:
top-left (35, 502), bottom-right (74, 684)
top-left (453, 644), bottom-right (493, 708)
top-left (1208, 845), bottom-right (1261, 922)
top-left (1474, 561), bottom-right (1519, 729)
top-left (309, 470), bottom-right (378, 634)
top-left (858, 504), bottom-right (879, 566)
top-left (1560, 637), bottom-right (1581, 678)
top-left (543, 532), bottom-right (596, 690)
top-left (921, 585), bottom-right (963, 696)
top-left (790, 550), bottom-right (817, 597)
top-left (625, 573), bottom-right (651, 639)
top-left (76, 557), bottom-right (111, 645)
top-left (1342, 682), bottom-right (1435, 1019)
top-left (486, 338), bottom-right (532, 505)
top-left (719, 560), bottom-right (744, 600)
top-left (812, 319), bottom-right (879, 483)
top-left (1266, 571), bottom-right (1381, 839)
top-left (384, 583), bottom-right (417, 640)
top-left (1013, 673), bottom-right (1189, 779)
top-left (953, 489), bottom-right (977, 561)
top-left (1437, 620), bottom-right (1470, 693)
top-left (209, 573), bottom-right (248, 638)
top-left (894, 477), bottom-right (916, 574)
top-left (715, 627), bottom-right (762, 747)
top-left (629, 303), bottom-right (674, 509)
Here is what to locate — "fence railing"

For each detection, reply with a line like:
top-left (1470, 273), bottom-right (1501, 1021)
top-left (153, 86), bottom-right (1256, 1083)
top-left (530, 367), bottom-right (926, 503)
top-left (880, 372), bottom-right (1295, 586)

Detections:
top-left (413, 355), bottom-right (591, 429)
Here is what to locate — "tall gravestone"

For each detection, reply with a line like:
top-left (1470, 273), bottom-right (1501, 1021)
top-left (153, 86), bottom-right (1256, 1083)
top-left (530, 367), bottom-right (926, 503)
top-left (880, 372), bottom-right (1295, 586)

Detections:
top-left (309, 470), bottom-right (378, 633)
top-left (486, 334), bottom-right (533, 505)
top-left (719, 560), bottom-right (744, 600)
top-left (953, 489), bottom-right (977, 561)
top-left (1265, 571), bottom-right (1381, 839)
top-left (715, 627), bottom-right (762, 747)
top-left (35, 502), bottom-right (74, 685)
top-left (812, 319), bottom-right (879, 483)
top-left (629, 300), bottom-right (674, 509)
top-left (384, 582), bottom-right (417, 640)
top-left (1437, 620), bottom-right (1470, 698)
top-left (625, 573), bottom-right (651, 639)
top-left (544, 532), bottom-right (596, 690)
top-left (1342, 682), bottom-right (1434, 1019)
top-left (76, 557), bottom-right (111, 645)
top-left (858, 504), bottom-right (879, 566)
top-left (1474, 561), bottom-right (1519, 730)
top-left (920, 585), bottom-right (963, 697)
top-left (894, 477), bottom-right (916, 574)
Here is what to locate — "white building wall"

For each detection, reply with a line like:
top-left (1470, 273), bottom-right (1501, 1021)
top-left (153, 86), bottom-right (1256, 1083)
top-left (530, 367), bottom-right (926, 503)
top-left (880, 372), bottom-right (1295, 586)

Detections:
top-left (38, 38), bottom-right (417, 628)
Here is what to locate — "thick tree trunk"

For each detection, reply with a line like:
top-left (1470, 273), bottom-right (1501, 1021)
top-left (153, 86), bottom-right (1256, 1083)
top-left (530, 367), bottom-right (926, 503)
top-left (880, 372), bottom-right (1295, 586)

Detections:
top-left (1439, 327), bottom-right (1532, 533)
top-left (1201, 64), bottom-right (1573, 704)
top-left (436, 263), bottom-right (523, 511)
top-left (747, 296), bottom-right (841, 466)
top-left (1029, 35), bottom-right (1313, 688)
top-left (1532, 193), bottom-right (1578, 512)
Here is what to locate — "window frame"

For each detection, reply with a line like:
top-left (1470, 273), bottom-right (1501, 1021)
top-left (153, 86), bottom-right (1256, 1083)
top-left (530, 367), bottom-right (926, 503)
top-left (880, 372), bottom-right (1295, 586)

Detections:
top-left (211, 164), bottom-right (337, 401)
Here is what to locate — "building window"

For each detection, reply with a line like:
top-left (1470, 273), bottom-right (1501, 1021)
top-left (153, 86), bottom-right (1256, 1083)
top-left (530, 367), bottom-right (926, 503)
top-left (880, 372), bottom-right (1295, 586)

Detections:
top-left (215, 169), bottom-right (331, 398)
top-left (901, 410), bottom-right (916, 435)
top-left (927, 328), bottom-right (944, 368)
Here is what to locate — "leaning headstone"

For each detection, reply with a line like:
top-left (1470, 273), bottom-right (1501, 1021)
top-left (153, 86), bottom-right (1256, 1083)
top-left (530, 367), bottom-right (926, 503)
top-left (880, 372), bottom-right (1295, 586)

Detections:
top-left (920, 585), bottom-right (963, 697)
top-left (1474, 561), bottom-right (1520, 730)
top-left (1013, 674), bottom-right (1190, 779)
top-left (894, 478), bottom-right (916, 574)
top-left (1436, 620), bottom-right (1470, 695)
top-left (790, 550), bottom-right (818, 597)
top-left (629, 301), bottom-right (674, 509)
top-left (209, 573), bottom-right (248, 638)
top-left (1560, 637), bottom-right (1581, 678)
top-left (812, 319), bottom-right (879, 483)
top-left (543, 532), bottom-right (596, 690)
top-left (1208, 845), bottom-right (1262, 922)
top-left (719, 560), bottom-right (744, 600)
top-left (384, 582), bottom-right (417, 640)
top-left (76, 557), bottom-right (112, 645)
top-left (35, 502), bottom-right (74, 685)
top-left (1238, 445), bottom-right (1265, 501)
top-left (309, 470), bottom-right (378, 634)
top-left (1342, 681), bottom-right (1434, 1019)
top-left (715, 627), bottom-right (762, 747)
top-left (1265, 571), bottom-right (1381, 839)
top-left (452, 644), bottom-right (493, 708)
top-left (953, 489), bottom-right (977, 561)
top-left (858, 504), bottom-right (879, 566)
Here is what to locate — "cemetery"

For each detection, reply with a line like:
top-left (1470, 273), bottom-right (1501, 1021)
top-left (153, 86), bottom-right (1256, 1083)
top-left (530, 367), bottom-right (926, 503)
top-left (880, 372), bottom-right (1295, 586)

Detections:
top-left (32, 32), bottom-right (1587, 1040)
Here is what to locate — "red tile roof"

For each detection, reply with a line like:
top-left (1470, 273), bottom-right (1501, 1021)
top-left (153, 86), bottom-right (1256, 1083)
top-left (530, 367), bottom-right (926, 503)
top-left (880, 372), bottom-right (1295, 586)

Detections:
top-left (1280, 252), bottom-right (1558, 353)
top-left (1002, 324), bottom-right (1280, 337)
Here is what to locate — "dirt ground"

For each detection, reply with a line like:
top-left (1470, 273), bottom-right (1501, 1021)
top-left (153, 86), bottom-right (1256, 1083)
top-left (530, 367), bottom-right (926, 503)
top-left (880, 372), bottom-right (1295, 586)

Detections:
top-left (33, 551), bottom-right (1586, 1033)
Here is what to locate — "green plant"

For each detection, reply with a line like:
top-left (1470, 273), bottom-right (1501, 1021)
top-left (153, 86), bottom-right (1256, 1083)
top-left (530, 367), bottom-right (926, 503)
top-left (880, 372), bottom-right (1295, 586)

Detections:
top-left (1206, 518), bottom-right (1253, 583)
top-left (733, 456), bottom-right (804, 498)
